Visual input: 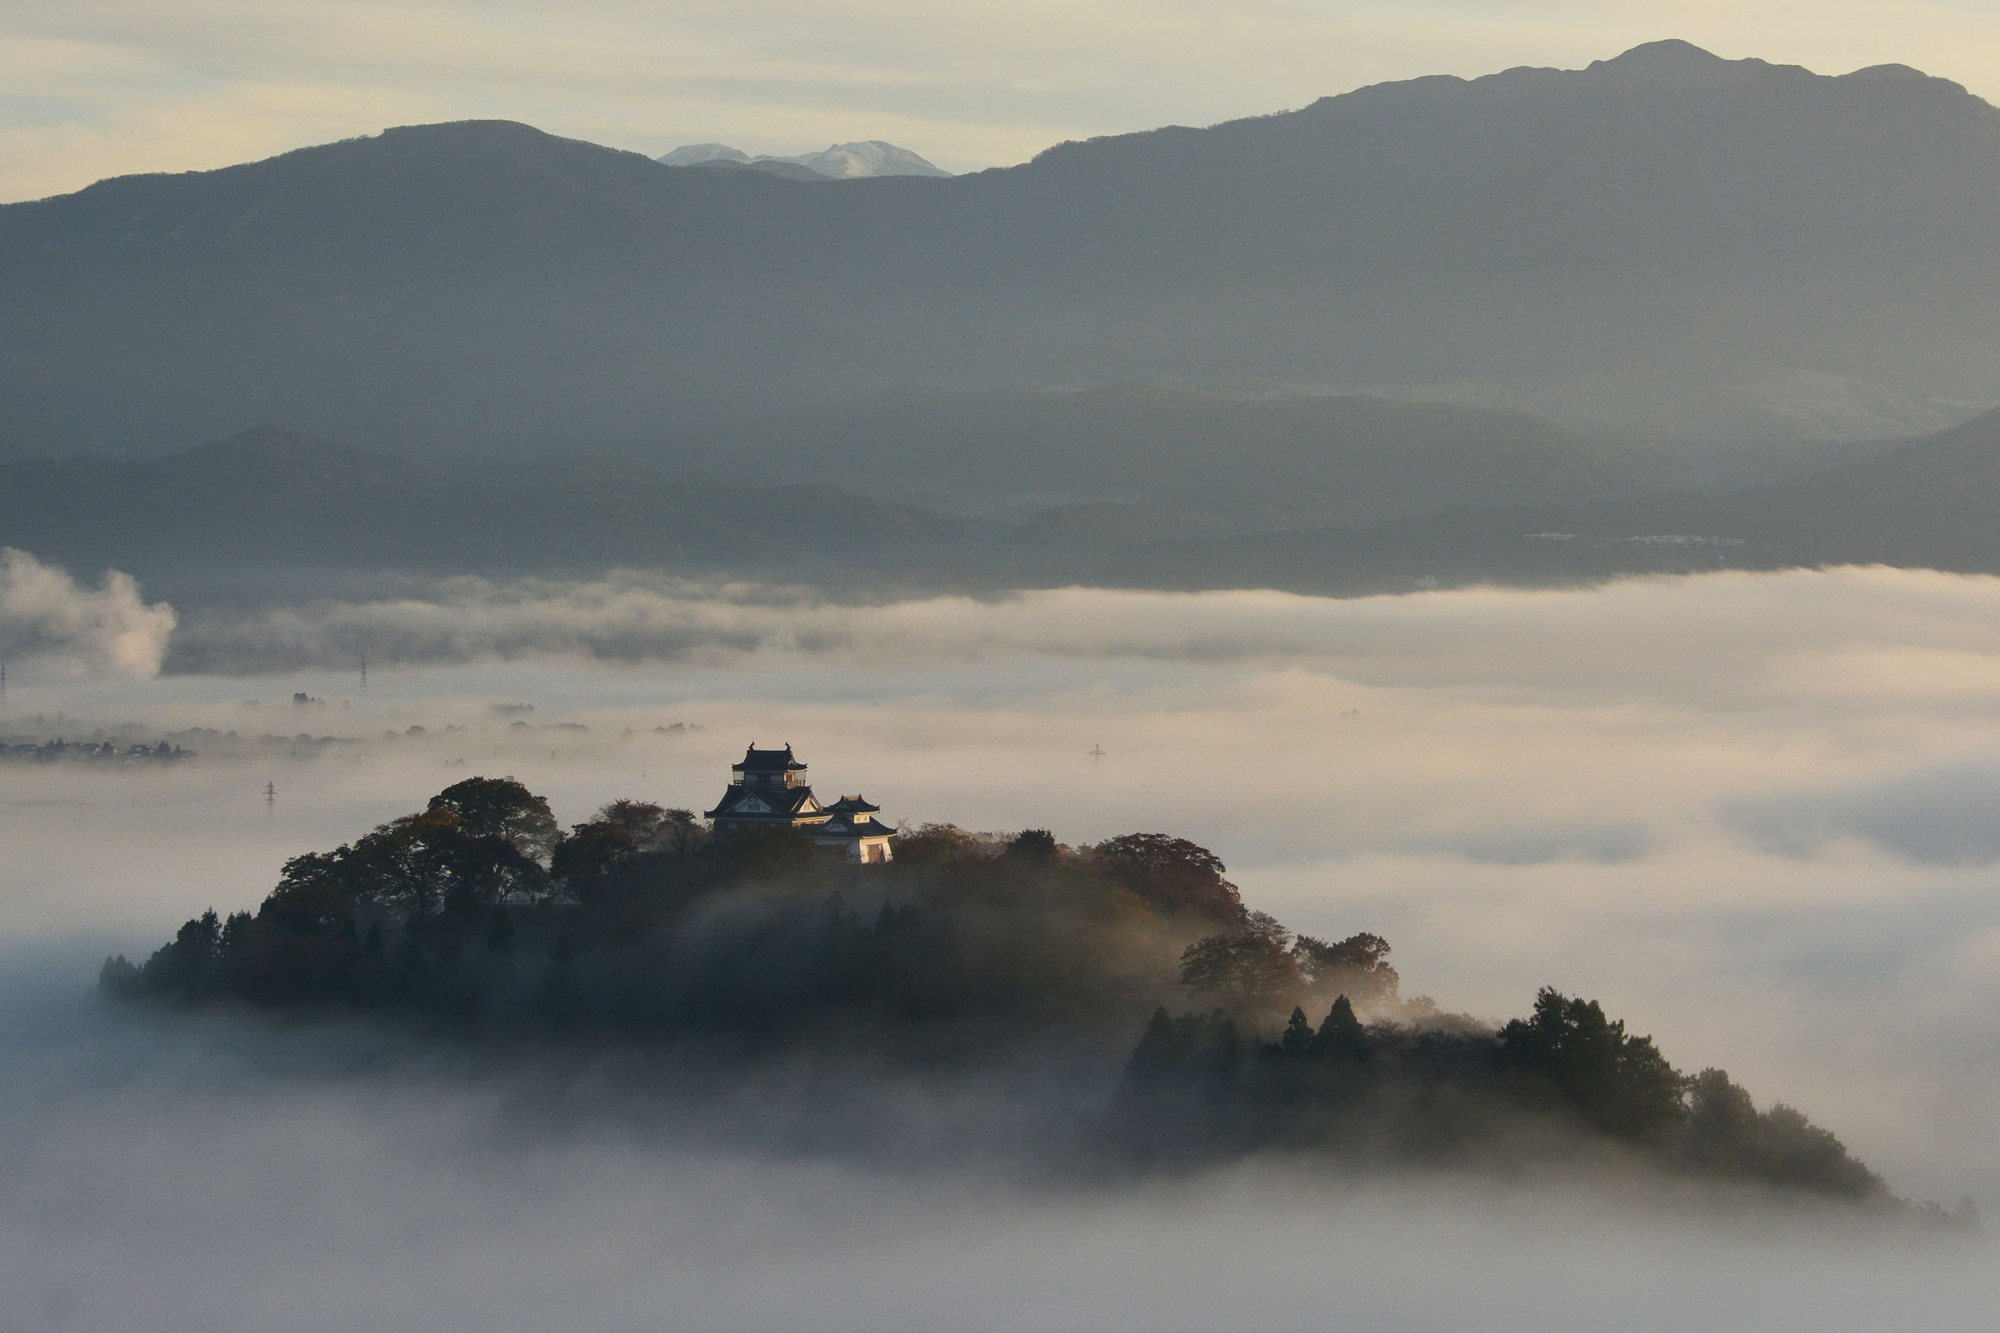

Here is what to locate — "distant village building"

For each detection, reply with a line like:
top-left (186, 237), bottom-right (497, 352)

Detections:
top-left (704, 744), bottom-right (895, 863)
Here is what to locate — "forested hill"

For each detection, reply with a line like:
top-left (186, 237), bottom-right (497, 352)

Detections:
top-left (102, 774), bottom-right (1967, 1219)
top-left (17, 409), bottom-right (2000, 603)
top-left (0, 393), bottom-right (1668, 592)
top-left (4, 41), bottom-right (1999, 456)
top-left (1096, 406), bottom-right (2000, 594)
top-left (696, 385), bottom-right (1653, 525)
top-left (0, 426), bottom-right (982, 591)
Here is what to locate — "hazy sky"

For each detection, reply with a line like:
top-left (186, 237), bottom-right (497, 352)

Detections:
top-left (4, 0), bottom-right (2000, 201)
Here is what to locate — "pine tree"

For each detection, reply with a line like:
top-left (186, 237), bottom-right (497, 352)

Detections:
top-left (1312, 994), bottom-right (1370, 1061)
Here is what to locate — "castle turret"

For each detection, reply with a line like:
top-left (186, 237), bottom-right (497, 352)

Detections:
top-left (705, 745), bottom-right (824, 831)
top-left (703, 745), bottom-right (894, 862)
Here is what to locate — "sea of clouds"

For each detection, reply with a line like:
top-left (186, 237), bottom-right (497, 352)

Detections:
top-left (5, 557), bottom-right (2000, 1328)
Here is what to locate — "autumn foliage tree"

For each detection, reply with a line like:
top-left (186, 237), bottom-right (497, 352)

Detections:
top-left (550, 820), bottom-right (638, 901)
top-left (429, 776), bottom-right (559, 862)
top-left (1093, 833), bottom-right (1242, 921)
top-left (1178, 912), bottom-right (1303, 1009)
top-left (1290, 932), bottom-right (1399, 1005)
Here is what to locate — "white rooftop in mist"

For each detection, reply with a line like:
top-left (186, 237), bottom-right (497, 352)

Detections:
top-left (657, 140), bottom-right (951, 179)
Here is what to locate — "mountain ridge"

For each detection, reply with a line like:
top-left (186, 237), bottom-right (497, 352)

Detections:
top-left (9, 402), bottom-right (2000, 602)
top-left (4, 42), bottom-right (1999, 459)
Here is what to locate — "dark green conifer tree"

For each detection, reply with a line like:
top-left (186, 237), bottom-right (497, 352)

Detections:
top-left (97, 954), bottom-right (142, 997)
top-left (1312, 994), bottom-right (1370, 1061)
top-left (218, 911), bottom-right (254, 959)
top-left (485, 907), bottom-right (516, 954)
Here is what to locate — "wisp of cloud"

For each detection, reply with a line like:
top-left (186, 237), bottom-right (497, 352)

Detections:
top-left (0, 548), bottom-right (176, 679)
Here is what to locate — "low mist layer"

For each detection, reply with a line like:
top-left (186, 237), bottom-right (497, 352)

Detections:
top-left (3, 982), bottom-right (1988, 1333)
top-left (136, 562), bottom-right (2000, 697)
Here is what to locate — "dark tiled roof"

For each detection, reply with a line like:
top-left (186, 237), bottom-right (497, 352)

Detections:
top-left (703, 788), bottom-right (747, 819)
top-left (813, 812), bottom-right (896, 840)
top-left (707, 783), bottom-right (823, 820)
top-left (773, 787), bottom-right (820, 815)
top-left (734, 744), bottom-right (807, 773)
top-left (824, 794), bottom-right (881, 814)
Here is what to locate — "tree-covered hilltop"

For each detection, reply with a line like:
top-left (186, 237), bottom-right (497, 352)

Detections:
top-left (100, 776), bottom-right (1952, 1215)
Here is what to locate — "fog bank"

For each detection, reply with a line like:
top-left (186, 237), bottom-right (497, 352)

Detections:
top-left (0, 972), bottom-right (1989, 1333)
top-left (155, 565), bottom-right (2000, 693)
top-left (5, 566), bottom-right (2000, 1322)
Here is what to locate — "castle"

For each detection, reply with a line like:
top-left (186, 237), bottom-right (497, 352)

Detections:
top-left (704, 744), bottom-right (896, 863)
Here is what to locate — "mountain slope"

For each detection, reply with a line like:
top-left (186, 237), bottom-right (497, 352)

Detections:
top-left (0, 427), bottom-right (986, 594)
top-left (10, 407), bottom-right (2000, 603)
top-left (1086, 406), bottom-right (2000, 593)
top-left (705, 384), bottom-right (1658, 524)
top-left (3, 42), bottom-right (1999, 458)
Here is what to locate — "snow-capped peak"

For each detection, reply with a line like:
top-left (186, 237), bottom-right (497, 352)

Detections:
top-left (656, 140), bottom-right (950, 178)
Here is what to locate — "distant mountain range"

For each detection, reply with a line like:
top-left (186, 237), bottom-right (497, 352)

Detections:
top-left (0, 427), bottom-right (980, 603)
top-left (9, 405), bottom-right (2000, 605)
top-left (4, 40), bottom-right (1999, 462)
top-left (657, 141), bottom-right (951, 179)
top-left (693, 383), bottom-right (1698, 524)
top-left (1095, 405), bottom-right (2000, 593)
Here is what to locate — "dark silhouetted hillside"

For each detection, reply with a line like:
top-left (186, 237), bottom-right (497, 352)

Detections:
top-left (12, 404), bottom-right (2000, 602)
top-left (1083, 407), bottom-right (2000, 593)
top-left (0, 427), bottom-right (985, 593)
top-left (103, 774), bottom-right (1923, 1210)
top-left (699, 384), bottom-right (1671, 524)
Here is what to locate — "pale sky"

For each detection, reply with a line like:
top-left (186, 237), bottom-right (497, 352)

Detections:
top-left (3, 0), bottom-right (1999, 202)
